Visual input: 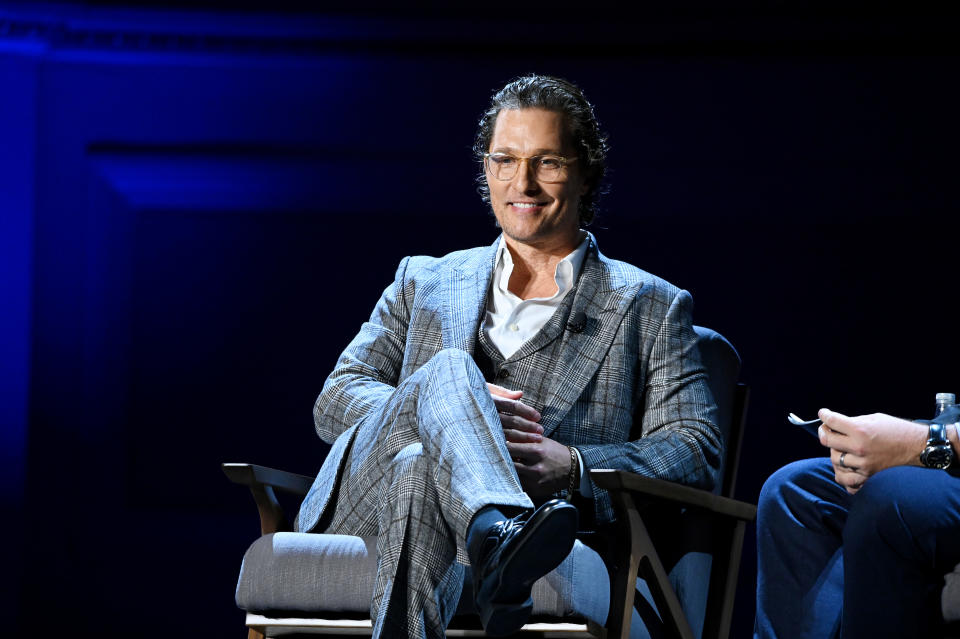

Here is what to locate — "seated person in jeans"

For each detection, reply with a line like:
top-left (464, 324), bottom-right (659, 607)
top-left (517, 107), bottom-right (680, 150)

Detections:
top-left (754, 404), bottom-right (960, 639)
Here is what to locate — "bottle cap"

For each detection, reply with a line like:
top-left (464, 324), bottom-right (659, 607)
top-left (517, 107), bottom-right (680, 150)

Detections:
top-left (936, 392), bottom-right (956, 405)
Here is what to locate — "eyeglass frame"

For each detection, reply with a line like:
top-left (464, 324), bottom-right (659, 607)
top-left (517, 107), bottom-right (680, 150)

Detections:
top-left (482, 152), bottom-right (579, 183)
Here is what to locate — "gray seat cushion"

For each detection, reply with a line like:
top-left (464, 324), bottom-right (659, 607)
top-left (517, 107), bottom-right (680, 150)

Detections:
top-left (236, 533), bottom-right (378, 614)
top-left (945, 562), bottom-right (960, 622)
top-left (236, 532), bottom-right (610, 626)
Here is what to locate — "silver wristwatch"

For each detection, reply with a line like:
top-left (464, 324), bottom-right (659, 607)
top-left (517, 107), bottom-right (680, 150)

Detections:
top-left (920, 421), bottom-right (955, 470)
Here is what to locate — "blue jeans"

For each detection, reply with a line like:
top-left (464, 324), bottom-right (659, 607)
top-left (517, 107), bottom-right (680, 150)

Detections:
top-left (754, 458), bottom-right (960, 639)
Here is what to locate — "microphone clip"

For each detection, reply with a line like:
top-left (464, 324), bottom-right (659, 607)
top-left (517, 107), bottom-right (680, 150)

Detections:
top-left (566, 311), bottom-right (587, 334)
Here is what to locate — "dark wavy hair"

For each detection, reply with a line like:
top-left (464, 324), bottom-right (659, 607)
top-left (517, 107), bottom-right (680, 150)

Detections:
top-left (473, 74), bottom-right (609, 226)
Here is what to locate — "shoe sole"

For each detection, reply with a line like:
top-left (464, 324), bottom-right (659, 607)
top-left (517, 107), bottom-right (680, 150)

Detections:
top-left (479, 501), bottom-right (579, 635)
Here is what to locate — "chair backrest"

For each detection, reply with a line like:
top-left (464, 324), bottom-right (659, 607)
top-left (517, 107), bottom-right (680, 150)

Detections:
top-left (693, 325), bottom-right (751, 639)
top-left (693, 325), bottom-right (749, 499)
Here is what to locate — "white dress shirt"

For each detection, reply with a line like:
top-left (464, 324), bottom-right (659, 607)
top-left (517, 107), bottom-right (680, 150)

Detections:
top-left (482, 232), bottom-right (594, 496)
top-left (483, 233), bottom-right (589, 359)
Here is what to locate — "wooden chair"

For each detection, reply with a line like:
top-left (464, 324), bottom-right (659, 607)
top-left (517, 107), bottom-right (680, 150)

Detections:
top-left (224, 326), bottom-right (756, 638)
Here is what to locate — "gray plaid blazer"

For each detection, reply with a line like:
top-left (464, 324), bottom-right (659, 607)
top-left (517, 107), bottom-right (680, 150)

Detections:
top-left (296, 233), bottom-right (721, 533)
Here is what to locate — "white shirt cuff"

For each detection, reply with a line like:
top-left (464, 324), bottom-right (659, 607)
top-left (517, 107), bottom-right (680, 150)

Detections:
top-left (573, 447), bottom-right (593, 498)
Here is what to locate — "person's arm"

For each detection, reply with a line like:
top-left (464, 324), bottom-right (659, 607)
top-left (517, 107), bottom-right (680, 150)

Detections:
top-left (312, 257), bottom-right (414, 444)
top-left (574, 289), bottom-right (723, 491)
top-left (817, 409), bottom-right (941, 494)
top-left (949, 423), bottom-right (960, 477)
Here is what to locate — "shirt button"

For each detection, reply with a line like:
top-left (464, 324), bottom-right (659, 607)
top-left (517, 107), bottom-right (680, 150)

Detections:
top-left (509, 323), bottom-right (519, 332)
top-left (497, 369), bottom-right (510, 380)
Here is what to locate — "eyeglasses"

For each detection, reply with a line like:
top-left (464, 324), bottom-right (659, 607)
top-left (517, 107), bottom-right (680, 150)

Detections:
top-left (483, 152), bottom-right (578, 183)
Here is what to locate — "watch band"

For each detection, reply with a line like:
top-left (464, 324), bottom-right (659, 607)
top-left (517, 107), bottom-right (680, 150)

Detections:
top-left (921, 421), bottom-right (954, 469)
top-left (928, 421), bottom-right (949, 445)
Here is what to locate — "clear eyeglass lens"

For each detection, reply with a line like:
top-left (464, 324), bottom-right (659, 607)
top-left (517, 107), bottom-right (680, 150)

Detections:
top-left (487, 154), bottom-right (565, 182)
top-left (536, 157), bottom-right (563, 181)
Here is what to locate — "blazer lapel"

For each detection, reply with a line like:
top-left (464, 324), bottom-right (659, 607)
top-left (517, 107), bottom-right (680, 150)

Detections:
top-left (441, 240), bottom-right (498, 354)
top-left (538, 242), bottom-right (645, 437)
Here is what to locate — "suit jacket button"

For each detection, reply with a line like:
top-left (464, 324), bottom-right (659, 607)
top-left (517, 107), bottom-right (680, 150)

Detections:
top-left (497, 369), bottom-right (510, 380)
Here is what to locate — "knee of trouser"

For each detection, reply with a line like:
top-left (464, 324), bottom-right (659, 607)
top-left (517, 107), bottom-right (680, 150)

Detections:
top-left (417, 348), bottom-right (487, 394)
top-left (424, 348), bottom-right (478, 374)
top-left (843, 467), bottom-right (918, 554)
top-left (758, 458), bottom-right (828, 522)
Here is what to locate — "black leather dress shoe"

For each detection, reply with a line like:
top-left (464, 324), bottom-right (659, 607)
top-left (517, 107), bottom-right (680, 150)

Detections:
top-left (472, 499), bottom-right (578, 636)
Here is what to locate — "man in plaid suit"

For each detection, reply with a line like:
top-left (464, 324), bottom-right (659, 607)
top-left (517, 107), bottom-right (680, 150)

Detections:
top-left (295, 75), bottom-right (721, 638)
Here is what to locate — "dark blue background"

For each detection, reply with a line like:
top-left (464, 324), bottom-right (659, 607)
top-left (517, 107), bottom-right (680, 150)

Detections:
top-left (2, 2), bottom-right (958, 636)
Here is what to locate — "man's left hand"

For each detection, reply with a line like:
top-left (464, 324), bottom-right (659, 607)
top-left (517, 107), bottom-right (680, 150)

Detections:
top-left (507, 435), bottom-right (573, 497)
top-left (487, 382), bottom-right (575, 496)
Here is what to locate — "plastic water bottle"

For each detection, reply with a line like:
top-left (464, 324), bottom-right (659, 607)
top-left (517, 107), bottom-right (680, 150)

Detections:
top-left (935, 393), bottom-right (956, 418)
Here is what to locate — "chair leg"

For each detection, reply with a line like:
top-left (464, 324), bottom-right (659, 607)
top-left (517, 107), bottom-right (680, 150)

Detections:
top-left (702, 519), bottom-right (747, 639)
top-left (606, 513), bottom-right (642, 638)
top-left (607, 491), bottom-right (696, 639)
top-left (248, 628), bottom-right (266, 639)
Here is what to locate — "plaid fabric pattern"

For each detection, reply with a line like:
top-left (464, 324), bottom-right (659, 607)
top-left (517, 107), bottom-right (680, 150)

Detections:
top-left (309, 350), bottom-right (531, 638)
top-left (294, 233), bottom-right (720, 637)
top-left (471, 237), bottom-right (721, 524)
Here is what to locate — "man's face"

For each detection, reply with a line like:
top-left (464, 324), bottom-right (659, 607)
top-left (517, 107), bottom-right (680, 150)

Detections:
top-left (486, 108), bottom-right (588, 251)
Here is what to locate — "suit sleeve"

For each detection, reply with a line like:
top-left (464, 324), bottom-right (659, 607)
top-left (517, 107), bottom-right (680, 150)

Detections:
top-left (576, 289), bottom-right (723, 491)
top-left (312, 257), bottom-right (413, 444)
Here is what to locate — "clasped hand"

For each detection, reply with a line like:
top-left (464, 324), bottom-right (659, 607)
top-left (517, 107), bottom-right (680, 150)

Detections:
top-left (817, 408), bottom-right (927, 495)
top-left (488, 383), bottom-right (572, 496)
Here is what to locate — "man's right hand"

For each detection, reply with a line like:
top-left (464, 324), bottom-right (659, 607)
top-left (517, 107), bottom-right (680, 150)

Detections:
top-left (487, 383), bottom-right (543, 443)
top-left (818, 408), bottom-right (928, 494)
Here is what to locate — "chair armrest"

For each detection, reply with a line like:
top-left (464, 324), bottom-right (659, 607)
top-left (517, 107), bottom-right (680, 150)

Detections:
top-left (222, 462), bottom-right (314, 496)
top-left (590, 469), bottom-right (757, 522)
top-left (222, 463), bottom-right (315, 535)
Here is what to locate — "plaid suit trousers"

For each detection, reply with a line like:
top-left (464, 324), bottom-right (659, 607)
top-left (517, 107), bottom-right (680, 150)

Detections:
top-left (321, 348), bottom-right (533, 639)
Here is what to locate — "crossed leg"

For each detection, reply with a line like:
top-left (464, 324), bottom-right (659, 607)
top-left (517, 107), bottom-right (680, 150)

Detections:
top-left (321, 349), bottom-right (533, 638)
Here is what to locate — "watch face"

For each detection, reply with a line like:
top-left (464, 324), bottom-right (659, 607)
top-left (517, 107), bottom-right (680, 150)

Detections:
top-left (921, 445), bottom-right (954, 470)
